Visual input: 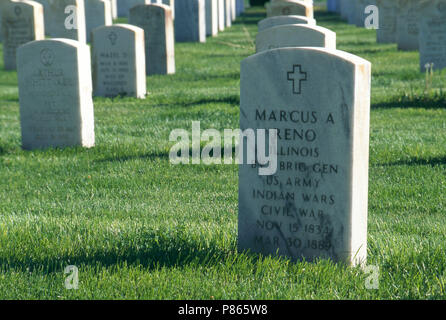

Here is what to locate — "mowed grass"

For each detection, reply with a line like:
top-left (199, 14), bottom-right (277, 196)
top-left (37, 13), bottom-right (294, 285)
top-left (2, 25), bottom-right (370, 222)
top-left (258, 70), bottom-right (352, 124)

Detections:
top-left (1, 3), bottom-right (446, 299)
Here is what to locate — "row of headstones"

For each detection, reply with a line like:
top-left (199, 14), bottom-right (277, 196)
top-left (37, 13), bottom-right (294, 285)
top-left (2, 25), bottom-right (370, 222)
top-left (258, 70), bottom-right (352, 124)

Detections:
top-left (238, 1), bottom-right (371, 266)
top-left (327, 0), bottom-right (446, 72)
top-left (11, 0), bottom-right (246, 150)
top-left (0, 0), bottom-right (246, 70)
top-left (255, 0), bottom-right (336, 53)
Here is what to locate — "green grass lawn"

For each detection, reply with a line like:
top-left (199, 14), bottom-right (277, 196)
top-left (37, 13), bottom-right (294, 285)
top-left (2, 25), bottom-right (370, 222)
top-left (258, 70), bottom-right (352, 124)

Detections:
top-left (1, 3), bottom-right (446, 299)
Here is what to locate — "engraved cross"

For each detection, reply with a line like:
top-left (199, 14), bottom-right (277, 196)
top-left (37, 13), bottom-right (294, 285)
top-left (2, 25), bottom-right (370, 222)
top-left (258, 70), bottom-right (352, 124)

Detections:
top-left (287, 65), bottom-right (307, 94)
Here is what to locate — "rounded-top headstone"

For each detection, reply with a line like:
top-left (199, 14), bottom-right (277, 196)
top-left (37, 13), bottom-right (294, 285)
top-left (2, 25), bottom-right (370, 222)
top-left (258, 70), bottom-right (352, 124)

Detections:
top-left (239, 47), bottom-right (371, 266)
top-left (266, 0), bottom-right (314, 19)
top-left (255, 24), bottom-right (336, 53)
top-left (129, 3), bottom-right (175, 75)
top-left (258, 15), bottom-right (316, 32)
top-left (91, 24), bottom-right (147, 98)
top-left (1, 0), bottom-right (45, 70)
top-left (17, 38), bottom-right (95, 150)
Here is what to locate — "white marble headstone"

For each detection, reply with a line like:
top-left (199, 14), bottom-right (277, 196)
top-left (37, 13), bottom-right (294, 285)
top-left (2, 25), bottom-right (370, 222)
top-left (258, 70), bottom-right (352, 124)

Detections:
top-left (17, 38), bottom-right (95, 150)
top-left (396, 0), bottom-right (419, 51)
top-left (85, 0), bottom-right (112, 42)
top-left (130, 4), bottom-right (175, 74)
top-left (224, 0), bottom-right (231, 27)
top-left (174, 0), bottom-right (205, 42)
top-left (217, 0), bottom-right (225, 31)
top-left (162, 0), bottom-right (175, 19)
top-left (376, 0), bottom-right (397, 43)
top-left (1, 0), bottom-right (45, 70)
top-left (239, 47), bottom-right (371, 266)
top-left (92, 24), bottom-right (146, 98)
top-left (236, 0), bottom-right (244, 16)
top-left (45, 0), bottom-right (87, 43)
top-left (327, 0), bottom-right (337, 12)
top-left (230, 0), bottom-right (236, 21)
top-left (339, 0), bottom-right (351, 20)
top-left (418, 0), bottom-right (446, 71)
top-left (266, 0), bottom-right (314, 19)
top-left (258, 15), bottom-right (316, 32)
top-left (117, 0), bottom-right (149, 17)
top-left (256, 24), bottom-right (336, 53)
top-left (205, 0), bottom-right (218, 36)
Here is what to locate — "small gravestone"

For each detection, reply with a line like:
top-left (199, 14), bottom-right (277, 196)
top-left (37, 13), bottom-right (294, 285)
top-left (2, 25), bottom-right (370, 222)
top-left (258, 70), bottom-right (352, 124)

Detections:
top-left (92, 24), bottom-right (146, 98)
top-left (230, 0), bottom-right (236, 21)
top-left (162, 0), bottom-right (175, 19)
top-left (327, 0), bottom-right (337, 12)
top-left (236, 0), bottom-right (244, 16)
top-left (1, 0), bottom-right (45, 70)
top-left (29, 0), bottom-right (49, 34)
top-left (347, 0), bottom-right (357, 24)
top-left (354, 0), bottom-right (368, 27)
top-left (110, 0), bottom-right (117, 19)
top-left (130, 4), bottom-right (175, 74)
top-left (175, 0), bottom-right (205, 43)
top-left (376, 0), bottom-right (397, 43)
top-left (205, 0), bottom-right (218, 36)
top-left (396, 0), bottom-right (419, 51)
top-left (339, 0), bottom-right (350, 20)
top-left (0, 1), bottom-right (5, 42)
top-left (258, 15), bottom-right (316, 32)
top-left (224, 0), bottom-right (231, 27)
top-left (85, 0), bottom-right (112, 42)
top-left (239, 47), bottom-right (371, 266)
top-left (217, 0), bottom-right (225, 31)
top-left (17, 39), bottom-right (95, 150)
top-left (256, 24), bottom-right (336, 53)
top-left (266, 0), bottom-right (313, 19)
top-left (117, 0), bottom-right (149, 17)
top-left (418, 0), bottom-right (446, 72)
top-left (45, 0), bottom-right (87, 42)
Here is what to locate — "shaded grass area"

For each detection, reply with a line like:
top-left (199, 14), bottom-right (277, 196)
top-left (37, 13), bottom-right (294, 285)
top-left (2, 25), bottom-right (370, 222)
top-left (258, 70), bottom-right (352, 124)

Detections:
top-left (0, 4), bottom-right (446, 299)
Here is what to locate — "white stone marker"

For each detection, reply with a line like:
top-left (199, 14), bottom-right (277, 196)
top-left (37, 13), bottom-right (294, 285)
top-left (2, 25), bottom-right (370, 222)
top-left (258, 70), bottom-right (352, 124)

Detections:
top-left (1, 0), bottom-right (45, 70)
top-left (396, 0), bottom-right (419, 51)
top-left (418, 0), bottom-right (446, 72)
top-left (236, 0), bottom-right (244, 16)
top-left (217, 0), bottom-right (225, 31)
top-left (224, 0), bottom-right (231, 27)
top-left (339, 0), bottom-right (352, 21)
top-left (108, 0), bottom-right (117, 18)
top-left (117, 0), bottom-right (149, 17)
top-left (17, 39), bottom-right (95, 150)
top-left (29, 0), bottom-right (49, 34)
top-left (258, 15), bottom-right (316, 32)
top-left (376, 0), bottom-right (397, 43)
top-left (205, 0), bottom-right (218, 36)
top-left (256, 24), bottom-right (336, 53)
top-left (85, 0), bottom-right (112, 42)
top-left (175, 0), bottom-right (205, 42)
top-left (92, 24), bottom-right (146, 98)
top-left (239, 47), bottom-right (371, 266)
top-left (327, 0), bottom-right (337, 12)
top-left (230, 0), bottom-right (236, 21)
top-left (161, 0), bottom-right (175, 19)
top-left (347, 0), bottom-right (357, 24)
top-left (130, 4), bottom-right (175, 74)
top-left (45, 0), bottom-right (87, 43)
top-left (354, 0), bottom-right (366, 27)
top-left (266, 0), bottom-right (314, 19)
